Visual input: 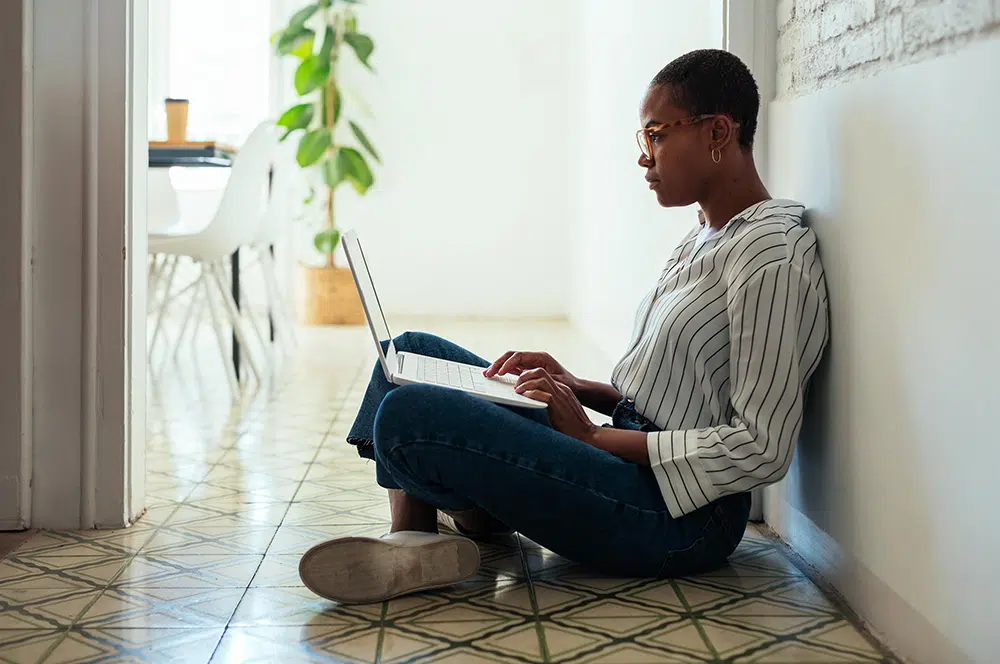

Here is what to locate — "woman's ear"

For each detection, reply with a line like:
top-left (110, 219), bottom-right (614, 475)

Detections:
top-left (709, 116), bottom-right (736, 150)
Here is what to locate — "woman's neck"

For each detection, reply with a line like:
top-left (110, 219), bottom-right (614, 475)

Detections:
top-left (699, 156), bottom-right (771, 230)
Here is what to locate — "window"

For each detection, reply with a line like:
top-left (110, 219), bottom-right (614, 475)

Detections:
top-left (148, 0), bottom-right (273, 147)
top-left (148, 0), bottom-right (273, 191)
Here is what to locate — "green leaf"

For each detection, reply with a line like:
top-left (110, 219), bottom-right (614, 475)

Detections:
top-left (320, 86), bottom-right (341, 126)
top-left (304, 185), bottom-right (317, 205)
top-left (290, 33), bottom-right (315, 59)
top-left (296, 129), bottom-right (331, 167)
top-left (345, 15), bottom-right (358, 33)
top-left (348, 121), bottom-right (380, 163)
top-left (344, 33), bottom-right (374, 69)
top-left (322, 154), bottom-right (345, 189)
top-left (288, 3), bottom-right (320, 28)
top-left (338, 147), bottom-right (374, 194)
top-left (276, 26), bottom-right (315, 56)
top-left (318, 0), bottom-right (332, 7)
top-left (294, 56), bottom-right (331, 95)
top-left (277, 103), bottom-right (315, 134)
top-left (318, 26), bottom-right (335, 62)
top-left (313, 228), bottom-right (341, 255)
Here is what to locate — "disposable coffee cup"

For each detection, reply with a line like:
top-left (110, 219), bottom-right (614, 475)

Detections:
top-left (165, 98), bottom-right (190, 143)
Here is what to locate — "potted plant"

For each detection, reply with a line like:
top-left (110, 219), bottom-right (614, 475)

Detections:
top-left (273, 0), bottom-right (379, 325)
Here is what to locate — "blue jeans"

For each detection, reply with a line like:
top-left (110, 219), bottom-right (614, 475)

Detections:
top-left (347, 331), bottom-right (751, 578)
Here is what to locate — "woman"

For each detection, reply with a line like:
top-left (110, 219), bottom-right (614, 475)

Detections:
top-left (298, 49), bottom-right (829, 604)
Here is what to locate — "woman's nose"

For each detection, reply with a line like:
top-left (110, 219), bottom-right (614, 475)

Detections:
top-left (638, 153), bottom-right (653, 168)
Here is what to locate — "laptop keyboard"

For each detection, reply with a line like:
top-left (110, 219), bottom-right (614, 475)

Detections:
top-left (414, 357), bottom-right (515, 392)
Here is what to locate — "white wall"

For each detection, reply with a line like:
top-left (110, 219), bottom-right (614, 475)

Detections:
top-left (569, 0), bottom-right (724, 362)
top-left (263, 1), bottom-right (723, 326)
top-left (766, 36), bottom-right (1000, 664)
top-left (309, 0), bottom-right (576, 319)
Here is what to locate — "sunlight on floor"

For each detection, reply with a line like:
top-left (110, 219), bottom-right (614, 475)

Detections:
top-left (0, 320), bottom-right (894, 663)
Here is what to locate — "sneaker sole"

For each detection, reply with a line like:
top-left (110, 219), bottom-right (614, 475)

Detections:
top-left (298, 536), bottom-right (481, 604)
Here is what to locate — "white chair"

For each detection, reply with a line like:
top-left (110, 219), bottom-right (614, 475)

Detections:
top-left (146, 170), bottom-right (183, 324)
top-left (238, 136), bottom-right (304, 358)
top-left (148, 122), bottom-right (277, 390)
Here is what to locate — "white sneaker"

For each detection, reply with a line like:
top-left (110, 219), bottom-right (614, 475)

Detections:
top-left (298, 531), bottom-right (480, 604)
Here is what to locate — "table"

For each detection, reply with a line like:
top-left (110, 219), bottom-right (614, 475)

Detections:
top-left (148, 141), bottom-right (272, 380)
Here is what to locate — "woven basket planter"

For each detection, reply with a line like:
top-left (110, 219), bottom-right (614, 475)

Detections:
top-left (299, 265), bottom-right (364, 326)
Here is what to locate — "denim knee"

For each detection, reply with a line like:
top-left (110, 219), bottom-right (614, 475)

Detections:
top-left (391, 330), bottom-right (430, 354)
top-left (372, 383), bottom-right (436, 462)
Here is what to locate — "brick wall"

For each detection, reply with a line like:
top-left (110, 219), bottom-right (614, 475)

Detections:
top-left (777, 0), bottom-right (1000, 96)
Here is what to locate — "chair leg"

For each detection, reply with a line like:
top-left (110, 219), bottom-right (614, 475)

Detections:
top-left (147, 254), bottom-right (168, 316)
top-left (209, 261), bottom-right (264, 384)
top-left (259, 249), bottom-right (297, 351)
top-left (170, 272), bottom-right (205, 361)
top-left (149, 255), bottom-right (180, 356)
top-left (147, 254), bottom-right (159, 298)
top-left (234, 261), bottom-right (272, 370)
top-left (181, 292), bottom-right (205, 350)
top-left (202, 265), bottom-right (240, 392)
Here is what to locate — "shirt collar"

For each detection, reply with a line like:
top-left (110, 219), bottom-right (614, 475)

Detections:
top-left (697, 198), bottom-right (804, 234)
top-left (733, 198), bottom-right (805, 224)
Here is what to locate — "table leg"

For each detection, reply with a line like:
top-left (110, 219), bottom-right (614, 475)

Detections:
top-left (231, 248), bottom-right (241, 380)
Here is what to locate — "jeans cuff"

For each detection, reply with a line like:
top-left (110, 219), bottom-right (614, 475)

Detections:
top-left (347, 437), bottom-right (375, 460)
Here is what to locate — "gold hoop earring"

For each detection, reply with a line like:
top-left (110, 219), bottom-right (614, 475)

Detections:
top-left (711, 148), bottom-right (722, 164)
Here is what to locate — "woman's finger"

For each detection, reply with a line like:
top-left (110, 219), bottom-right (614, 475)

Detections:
top-left (516, 372), bottom-right (559, 395)
top-left (514, 378), bottom-right (547, 394)
top-left (497, 352), bottom-right (527, 377)
top-left (522, 390), bottom-right (552, 403)
top-left (516, 367), bottom-right (548, 384)
top-left (485, 351), bottom-right (515, 377)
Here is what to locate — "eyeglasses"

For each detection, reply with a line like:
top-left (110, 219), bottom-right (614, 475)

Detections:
top-left (636, 114), bottom-right (737, 162)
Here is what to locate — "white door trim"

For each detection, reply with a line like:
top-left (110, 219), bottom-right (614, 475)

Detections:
top-left (725, 0), bottom-right (777, 183)
top-left (83, 0), bottom-right (148, 529)
top-left (26, 0), bottom-right (146, 529)
top-left (725, 0), bottom-right (777, 523)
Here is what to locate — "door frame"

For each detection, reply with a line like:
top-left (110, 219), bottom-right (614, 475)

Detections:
top-left (7, 0), bottom-right (147, 530)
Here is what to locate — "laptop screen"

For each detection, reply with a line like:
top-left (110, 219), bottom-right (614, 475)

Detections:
top-left (341, 230), bottom-right (393, 377)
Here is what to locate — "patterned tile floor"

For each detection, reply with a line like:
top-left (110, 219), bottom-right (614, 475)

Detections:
top-left (0, 320), bottom-right (896, 663)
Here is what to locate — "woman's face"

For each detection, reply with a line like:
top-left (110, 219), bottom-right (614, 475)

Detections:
top-left (638, 86), bottom-right (714, 208)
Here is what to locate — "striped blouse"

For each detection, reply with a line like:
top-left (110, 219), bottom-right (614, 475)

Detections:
top-left (611, 199), bottom-right (829, 518)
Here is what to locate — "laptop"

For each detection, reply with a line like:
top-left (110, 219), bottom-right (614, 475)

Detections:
top-left (342, 230), bottom-right (548, 410)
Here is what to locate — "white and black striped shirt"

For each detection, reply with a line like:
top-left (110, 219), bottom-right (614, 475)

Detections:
top-left (612, 199), bottom-right (829, 518)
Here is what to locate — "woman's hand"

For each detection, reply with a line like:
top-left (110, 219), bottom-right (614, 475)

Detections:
top-left (513, 368), bottom-right (597, 442)
top-left (484, 351), bottom-right (580, 393)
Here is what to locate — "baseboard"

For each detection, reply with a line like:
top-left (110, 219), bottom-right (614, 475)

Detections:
top-left (0, 518), bottom-right (27, 531)
top-left (0, 477), bottom-right (23, 530)
top-left (766, 497), bottom-right (973, 664)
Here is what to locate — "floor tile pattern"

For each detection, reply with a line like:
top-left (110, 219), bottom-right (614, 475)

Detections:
top-left (0, 322), bottom-right (897, 663)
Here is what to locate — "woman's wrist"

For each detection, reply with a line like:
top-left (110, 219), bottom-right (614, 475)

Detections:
top-left (583, 426), bottom-right (651, 466)
top-left (573, 379), bottom-right (623, 417)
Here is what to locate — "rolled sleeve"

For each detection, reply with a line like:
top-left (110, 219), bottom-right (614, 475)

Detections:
top-left (647, 430), bottom-right (720, 518)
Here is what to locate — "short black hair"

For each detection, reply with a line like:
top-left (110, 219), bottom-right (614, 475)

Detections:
top-left (650, 49), bottom-right (759, 150)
